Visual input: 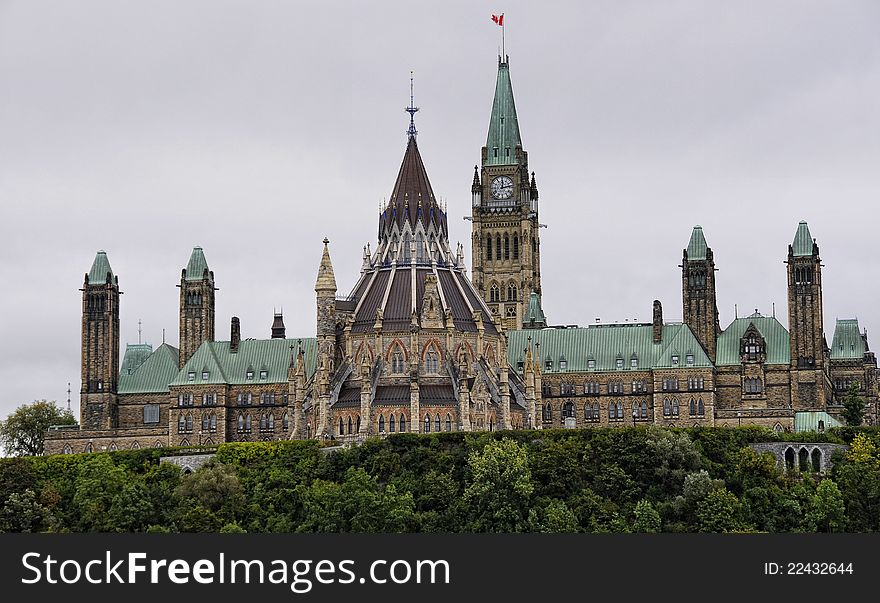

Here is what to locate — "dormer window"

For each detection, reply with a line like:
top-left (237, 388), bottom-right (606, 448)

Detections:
top-left (201, 370), bottom-right (209, 380)
top-left (187, 371), bottom-right (196, 381)
top-left (671, 355), bottom-right (680, 366)
top-left (740, 327), bottom-right (766, 362)
top-left (259, 369), bottom-right (268, 380)
top-left (685, 354), bottom-right (694, 366)
top-left (615, 357), bottom-right (624, 370)
top-left (631, 355), bottom-right (638, 369)
top-left (587, 359), bottom-right (596, 370)
top-left (246, 369), bottom-right (254, 380)
top-left (559, 357), bottom-right (567, 371)
top-left (545, 358), bottom-right (553, 372)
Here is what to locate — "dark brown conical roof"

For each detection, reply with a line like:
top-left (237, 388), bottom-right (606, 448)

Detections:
top-left (378, 134), bottom-right (447, 241)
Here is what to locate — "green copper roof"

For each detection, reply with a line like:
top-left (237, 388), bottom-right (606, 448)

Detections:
top-left (794, 411), bottom-right (841, 433)
top-left (716, 314), bottom-right (790, 366)
top-left (118, 343), bottom-right (180, 394)
top-left (120, 344), bottom-right (153, 376)
top-left (792, 221), bottom-right (814, 257)
top-left (171, 337), bottom-right (317, 387)
top-left (87, 250), bottom-right (114, 285)
top-left (485, 60), bottom-right (522, 166)
top-left (830, 319), bottom-right (867, 360)
top-left (507, 323), bottom-right (711, 373)
top-left (524, 292), bottom-right (547, 328)
top-left (185, 246), bottom-right (210, 281)
top-left (686, 226), bottom-right (708, 260)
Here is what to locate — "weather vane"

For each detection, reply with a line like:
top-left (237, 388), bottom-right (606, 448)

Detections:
top-left (406, 70), bottom-right (419, 139)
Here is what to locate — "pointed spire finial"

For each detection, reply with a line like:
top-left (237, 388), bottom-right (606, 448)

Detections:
top-left (405, 70), bottom-right (419, 140)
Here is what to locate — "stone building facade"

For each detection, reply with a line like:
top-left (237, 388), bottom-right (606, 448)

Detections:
top-left (45, 54), bottom-right (878, 455)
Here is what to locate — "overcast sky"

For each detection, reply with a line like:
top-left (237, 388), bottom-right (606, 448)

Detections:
top-left (1, 0), bottom-right (879, 420)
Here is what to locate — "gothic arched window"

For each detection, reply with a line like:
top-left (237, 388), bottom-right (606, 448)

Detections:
top-left (513, 234), bottom-right (519, 259)
top-left (399, 414), bottom-right (406, 433)
top-left (378, 415), bottom-right (385, 433)
top-left (490, 282), bottom-right (500, 303)
top-left (425, 348), bottom-right (440, 373)
top-left (348, 416), bottom-right (353, 434)
top-left (390, 344), bottom-right (406, 374)
top-left (445, 414), bottom-right (452, 432)
top-left (389, 414), bottom-right (395, 433)
top-left (504, 234), bottom-right (510, 260)
top-left (495, 235), bottom-right (502, 260)
top-left (435, 414), bottom-right (441, 433)
top-left (507, 282), bottom-right (518, 302)
top-left (486, 237), bottom-right (493, 261)
top-left (424, 414), bottom-right (431, 433)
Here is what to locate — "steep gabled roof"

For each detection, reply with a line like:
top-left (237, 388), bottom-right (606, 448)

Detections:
top-left (716, 314), bottom-right (790, 366)
top-left (506, 323), bottom-right (711, 373)
top-left (118, 343), bottom-right (180, 394)
top-left (830, 319), bottom-right (867, 360)
top-left (379, 135), bottom-right (446, 240)
top-left (170, 338), bottom-right (317, 387)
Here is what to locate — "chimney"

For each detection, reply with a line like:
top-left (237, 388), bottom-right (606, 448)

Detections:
top-left (231, 316), bottom-right (241, 352)
top-left (271, 312), bottom-right (286, 339)
top-left (652, 300), bottom-right (663, 344)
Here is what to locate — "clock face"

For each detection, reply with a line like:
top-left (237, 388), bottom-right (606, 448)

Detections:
top-left (490, 176), bottom-right (514, 200)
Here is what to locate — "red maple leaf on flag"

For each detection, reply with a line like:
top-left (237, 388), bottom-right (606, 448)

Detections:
top-left (491, 14), bottom-right (504, 26)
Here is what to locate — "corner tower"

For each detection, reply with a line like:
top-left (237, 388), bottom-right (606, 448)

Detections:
top-left (471, 56), bottom-right (541, 331)
top-left (178, 246), bottom-right (216, 368)
top-left (682, 226), bottom-right (720, 362)
top-left (786, 221), bottom-right (830, 408)
top-left (80, 250), bottom-right (121, 430)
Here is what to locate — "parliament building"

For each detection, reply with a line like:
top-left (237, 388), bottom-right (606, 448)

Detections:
top-left (45, 56), bottom-right (878, 454)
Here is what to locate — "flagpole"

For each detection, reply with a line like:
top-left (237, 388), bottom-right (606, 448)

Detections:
top-left (502, 15), bottom-right (505, 59)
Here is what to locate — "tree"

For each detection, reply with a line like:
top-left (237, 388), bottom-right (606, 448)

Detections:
top-left (0, 400), bottom-right (76, 457)
top-left (632, 499), bottom-right (662, 533)
top-left (696, 488), bottom-right (743, 533)
top-left (805, 479), bottom-right (846, 533)
top-left (842, 382), bottom-right (865, 426)
top-left (463, 438), bottom-right (533, 532)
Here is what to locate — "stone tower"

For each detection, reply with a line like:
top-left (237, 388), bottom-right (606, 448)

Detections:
top-left (787, 220), bottom-right (830, 408)
top-left (314, 238), bottom-right (337, 435)
top-left (471, 56), bottom-right (542, 331)
top-left (80, 250), bottom-right (120, 430)
top-left (178, 246), bottom-right (215, 368)
top-left (682, 226), bottom-right (720, 362)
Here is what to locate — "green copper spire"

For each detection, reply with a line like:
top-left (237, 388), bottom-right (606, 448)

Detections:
top-left (185, 246), bottom-right (209, 280)
top-left (87, 250), bottom-right (114, 285)
top-left (686, 225), bottom-right (708, 260)
top-left (792, 220), bottom-right (814, 257)
top-left (485, 58), bottom-right (522, 166)
top-left (523, 292), bottom-right (547, 329)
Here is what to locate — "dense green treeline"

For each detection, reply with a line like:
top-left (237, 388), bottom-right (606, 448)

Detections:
top-left (2, 426), bottom-right (879, 533)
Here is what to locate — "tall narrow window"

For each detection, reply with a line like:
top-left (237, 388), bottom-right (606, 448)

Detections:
top-left (399, 414), bottom-right (406, 433)
top-left (445, 414), bottom-right (452, 432)
top-left (490, 283), bottom-right (500, 303)
top-left (513, 235), bottom-right (519, 259)
top-left (389, 414), bottom-right (395, 433)
top-left (486, 237), bottom-right (493, 261)
top-left (496, 235), bottom-right (502, 260)
top-left (435, 414), bottom-right (441, 433)
top-left (379, 415), bottom-right (385, 433)
top-left (504, 235), bottom-right (510, 260)
top-left (507, 282), bottom-right (518, 302)
top-left (424, 414), bottom-right (431, 433)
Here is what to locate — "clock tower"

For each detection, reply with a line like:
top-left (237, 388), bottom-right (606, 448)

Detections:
top-left (471, 56), bottom-right (542, 331)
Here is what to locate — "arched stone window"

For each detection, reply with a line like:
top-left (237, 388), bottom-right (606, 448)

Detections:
top-left (690, 398), bottom-right (697, 416)
top-left (86, 442), bottom-right (94, 453)
top-left (424, 414), bottom-right (431, 433)
top-left (507, 281), bottom-right (518, 302)
top-left (210, 413), bottom-right (217, 431)
top-left (390, 344), bottom-right (406, 374)
top-left (178, 415), bottom-right (186, 433)
top-left (504, 234), bottom-right (510, 260)
top-left (202, 414), bottom-right (210, 431)
top-left (513, 234), bottom-right (519, 259)
top-left (799, 448), bottom-right (810, 472)
top-left (811, 448), bottom-right (822, 473)
top-left (63, 445), bottom-right (72, 454)
top-left (348, 416), bottom-right (353, 434)
top-left (425, 348), bottom-right (440, 374)
top-left (490, 282), bottom-right (501, 303)
top-left (543, 403), bottom-right (552, 421)
top-left (338, 417), bottom-right (344, 435)
top-left (698, 399), bottom-right (704, 416)
top-left (399, 414), bottom-right (406, 433)
top-left (131, 441), bottom-right (140, 450)
top-left (562, 401), bottom-right (575, 419)
top-left (245, 415), bottom-right (251, 432)
top-left (238, 413), bottom-right (244, 432)
top-left (378, 415), bottom-right (385, 433)
top-left (356, 415), bottom-right (361, 433)
top-left (495, 235), bottom-right (502, 260)
top-left (389, 414), bottom-right (396, 433)
top-left (445, 414), bottom-right (452, 432)
top-left (435, 414), bottom-right (441, 433)
top-left (486, 237), bottom-right (493, 261)
top-left (282, 413), bottom-right (290, 430)
top-left (672, 399), bottom-right (679, 417)
top-left (663, 399), bottom-right (671, 417)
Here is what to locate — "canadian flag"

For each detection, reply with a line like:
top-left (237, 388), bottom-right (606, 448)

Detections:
top-left (491, 14), bottom-right (504, 26)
